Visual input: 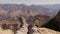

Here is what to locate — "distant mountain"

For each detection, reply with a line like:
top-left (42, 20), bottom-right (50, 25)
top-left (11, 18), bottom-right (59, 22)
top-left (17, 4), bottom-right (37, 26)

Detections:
top-left (29, 5), bottom-right (57, 17)
top-left (0, 4), bottom-right (59, 20)
top-left (41, 4), bottom-right (60, 14)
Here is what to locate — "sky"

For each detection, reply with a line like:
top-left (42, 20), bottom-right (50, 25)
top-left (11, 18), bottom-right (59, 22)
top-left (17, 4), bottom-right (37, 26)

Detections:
top-left (0, 0), bottom-right (60, 5)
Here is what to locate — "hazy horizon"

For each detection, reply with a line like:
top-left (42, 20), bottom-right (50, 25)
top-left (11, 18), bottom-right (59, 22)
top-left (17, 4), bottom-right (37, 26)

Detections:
top-left (0, 0), bottom-right (60, 5)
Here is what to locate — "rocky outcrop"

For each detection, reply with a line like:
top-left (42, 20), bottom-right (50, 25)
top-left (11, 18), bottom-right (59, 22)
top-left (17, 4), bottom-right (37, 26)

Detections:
top-left (31, 26), bottom-right (60, 34)
top-left (16, 16), bottom-right (28, 34)
top-left (42, 11), bottom-right (60, 32)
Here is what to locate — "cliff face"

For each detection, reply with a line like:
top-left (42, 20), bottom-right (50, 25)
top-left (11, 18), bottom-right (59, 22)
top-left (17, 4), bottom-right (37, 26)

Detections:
top-left (0, 4), bottom-right (56, 20)
top-left (41, 11), bottom-right (60, 32)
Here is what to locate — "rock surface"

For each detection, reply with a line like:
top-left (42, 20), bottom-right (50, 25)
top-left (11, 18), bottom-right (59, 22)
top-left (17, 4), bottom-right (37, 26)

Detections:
top-left (0, 27), bottom-right (14, 34)
top-left (31, 26), bottom-right (60, 34)
top-left (15, 16), bottom-right (28, 34)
